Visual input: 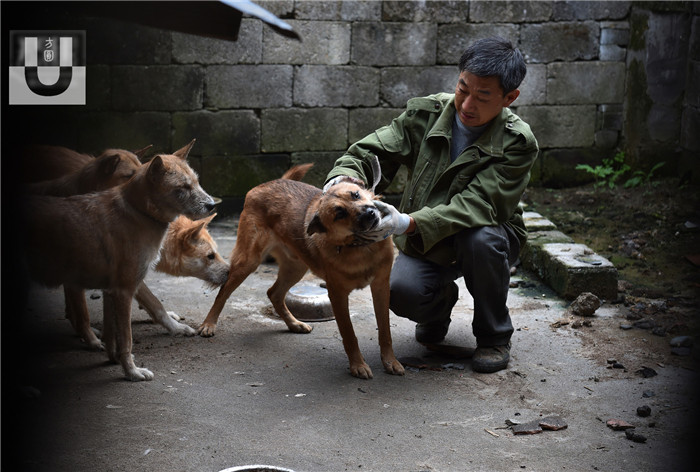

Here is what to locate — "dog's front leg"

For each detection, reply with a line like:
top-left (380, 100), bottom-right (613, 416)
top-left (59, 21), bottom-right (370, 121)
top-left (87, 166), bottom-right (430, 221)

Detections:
top-left (327, 285), bottom-right (372, 379)
top-left (370, 276), bottom-right (404, 376)
top-left (135, 282), bottom-right (196, 336)
top-left (103, 289), bottom-right (154, 381)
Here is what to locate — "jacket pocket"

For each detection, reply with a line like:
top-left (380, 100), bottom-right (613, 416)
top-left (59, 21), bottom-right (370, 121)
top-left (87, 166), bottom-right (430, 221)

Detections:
top-left (446, 172), bottom-right (473, 198)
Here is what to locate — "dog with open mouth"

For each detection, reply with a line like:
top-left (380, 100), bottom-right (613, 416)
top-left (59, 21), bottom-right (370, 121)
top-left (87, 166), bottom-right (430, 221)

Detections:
top-left (197, 163), bottom-right (404, 379)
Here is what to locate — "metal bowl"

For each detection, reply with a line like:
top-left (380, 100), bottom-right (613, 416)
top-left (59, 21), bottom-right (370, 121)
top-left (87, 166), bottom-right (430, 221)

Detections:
top-left (283, 284), bottom-right (334, 322)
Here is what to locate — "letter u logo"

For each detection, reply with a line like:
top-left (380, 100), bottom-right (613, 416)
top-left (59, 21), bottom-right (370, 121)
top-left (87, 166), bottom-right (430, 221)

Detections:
top-left (24, 36), bottom-right (73, 96)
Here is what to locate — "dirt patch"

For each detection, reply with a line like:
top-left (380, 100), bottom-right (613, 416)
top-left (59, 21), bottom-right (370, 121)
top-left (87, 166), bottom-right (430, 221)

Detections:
top-left (523, 178), bottom-right (700, 369)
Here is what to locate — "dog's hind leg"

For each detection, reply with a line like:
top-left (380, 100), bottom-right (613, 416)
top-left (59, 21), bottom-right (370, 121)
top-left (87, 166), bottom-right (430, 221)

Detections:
top-left (134, 282), bottom-right (196, 336)
top-left (103, 289), bottom-right (154, 381)
top-left (64, 286), bottom-right (104, 350)
top-left (197, 213), bottom-right (270, 337)
top-left (266, 249), bottom-right (312, 334)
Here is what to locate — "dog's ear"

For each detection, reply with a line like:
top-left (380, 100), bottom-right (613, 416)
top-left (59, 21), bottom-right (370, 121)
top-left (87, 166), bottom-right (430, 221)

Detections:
top-left (147, 155), bottom-right (165, 182)
top-left (186, 213), bottom-right (216, 240)
top-left (185, 219), bottom-right (208, 241)
top-left (306, 213), bottom-right (327, 236)
top-left (173, 139), bottom-right (196, 161)
top-left (98, 154), bottom-right (121, 176)
top-left (132, 144), bottom-right (153, 160)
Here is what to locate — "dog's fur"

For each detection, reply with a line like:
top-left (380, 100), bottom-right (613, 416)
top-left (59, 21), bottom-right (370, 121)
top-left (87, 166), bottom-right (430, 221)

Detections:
top-left (26, 149), bottom-right (142, 196)
top-left (22, 144), bottom-right (151, 186)
top-left (23, 140), bottom-right (215, 381)
top-left (197, 164), bottom-right (404, 379)
top-left (22, 144), bottom-right (229, 346)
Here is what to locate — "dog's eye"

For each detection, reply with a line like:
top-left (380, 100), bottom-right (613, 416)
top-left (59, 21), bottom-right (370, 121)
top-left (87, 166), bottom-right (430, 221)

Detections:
top-left (334, 206), bottom-right (348, 221)
top-left (207, 253), bottom-right (216, 260)
top-left (350, 191), bottom-right (360, 200)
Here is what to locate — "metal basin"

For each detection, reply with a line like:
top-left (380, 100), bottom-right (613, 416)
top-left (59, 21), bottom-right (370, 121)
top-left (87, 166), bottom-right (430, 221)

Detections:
top-left (283, 284), bottom-right (334, 322)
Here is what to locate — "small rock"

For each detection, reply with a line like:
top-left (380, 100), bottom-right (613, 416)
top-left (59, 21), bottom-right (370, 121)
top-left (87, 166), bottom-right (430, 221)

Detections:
top-left (642, 390), bottom-right (655, 398)
top-left (612, 362), bottom-right (625, 369)
top-left (568, 292), bottom-right (601, 317)
top-left (636, 367), bottom-right (657, 378)
top-left (633, 319), bottom-right (655, 330)
top-left (670, 336), bottom-right (693, 348)
top-left (637, 405), bottom-right (651, 417)
top-left (625, 429), bottom-right (647, 443)
top-left (512, 420), bottom-right (543, 435)
top-left (607, 419), bottom-right (635, 430)
top-left (619, 324), bottom-right (633, 330)
top-left (671, 347), bottom-right (692, 356)
top-left (539, 415), bottom-right (568, 431)
top-left (651, 327), bottom-right (666, 337)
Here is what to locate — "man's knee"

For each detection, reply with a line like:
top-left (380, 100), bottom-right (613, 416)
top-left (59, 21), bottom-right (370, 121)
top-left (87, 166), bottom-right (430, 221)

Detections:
top-left (454, 225), bottom-right (519, 266)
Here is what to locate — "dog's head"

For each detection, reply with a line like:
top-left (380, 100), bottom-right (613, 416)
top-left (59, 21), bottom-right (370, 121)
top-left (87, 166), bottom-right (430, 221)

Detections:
top-left (145, 139), bottom-right (216, 221)
top-left (161, 214), bottom-right (229, 287)
top-left (88, 148), bottom-right (145, 190)
top-left (306, 180), bottom-right (381, 246)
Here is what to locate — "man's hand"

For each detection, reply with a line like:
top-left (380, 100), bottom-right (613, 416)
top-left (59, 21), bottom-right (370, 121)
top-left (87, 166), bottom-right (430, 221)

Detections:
top-left (356, 200), bottom-right (411, 242)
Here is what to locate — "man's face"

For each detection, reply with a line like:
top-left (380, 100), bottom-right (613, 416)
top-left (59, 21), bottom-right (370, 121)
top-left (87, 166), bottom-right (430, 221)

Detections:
top-left (454, 71), bottom-right (520, 127)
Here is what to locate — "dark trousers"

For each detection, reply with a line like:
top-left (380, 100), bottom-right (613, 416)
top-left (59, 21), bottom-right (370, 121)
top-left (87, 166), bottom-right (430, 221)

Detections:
top-left (389, 225), bottom-right (520, 347)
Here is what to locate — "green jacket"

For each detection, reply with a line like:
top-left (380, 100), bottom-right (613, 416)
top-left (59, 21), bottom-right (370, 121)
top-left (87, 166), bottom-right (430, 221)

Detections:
top-left (327, 93), bottom-right (539, 267)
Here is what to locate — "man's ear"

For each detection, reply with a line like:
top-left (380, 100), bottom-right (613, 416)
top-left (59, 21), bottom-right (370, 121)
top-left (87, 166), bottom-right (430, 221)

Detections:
top-left (503, 89), bottom-right (520, 107)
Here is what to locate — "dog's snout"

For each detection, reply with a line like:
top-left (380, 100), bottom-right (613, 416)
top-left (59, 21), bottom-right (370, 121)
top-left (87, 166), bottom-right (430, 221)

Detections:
top-left (204, 201), bottom-right (216, 213)
top-left (358, 205), bottom-right (380, 231)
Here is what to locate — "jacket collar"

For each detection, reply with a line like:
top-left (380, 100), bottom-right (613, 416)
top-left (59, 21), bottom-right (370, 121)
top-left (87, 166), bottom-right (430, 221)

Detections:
top-left (427, 94), bottom-right (511, 158)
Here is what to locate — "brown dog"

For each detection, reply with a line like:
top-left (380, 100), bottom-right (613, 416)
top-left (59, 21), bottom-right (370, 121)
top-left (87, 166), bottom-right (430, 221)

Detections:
top-left (197, 164), bottom-right (404, 379)
top-left (22, 144), bottom-right (150, 186)
top-left (22, 144), bottom-right (229, 347)
top-left (23, 140), bottom-right (216, 381)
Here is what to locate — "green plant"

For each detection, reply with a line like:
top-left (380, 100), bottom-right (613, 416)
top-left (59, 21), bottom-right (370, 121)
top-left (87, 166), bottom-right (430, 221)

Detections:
top-left (624, 161), bottom-right (665, 189)
top-left (576, 151), bottom-right (630, 189)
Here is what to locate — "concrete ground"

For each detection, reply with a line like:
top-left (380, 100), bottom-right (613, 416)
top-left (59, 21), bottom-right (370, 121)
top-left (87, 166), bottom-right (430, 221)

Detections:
top-left (7, 216), bottom-right (699, 472)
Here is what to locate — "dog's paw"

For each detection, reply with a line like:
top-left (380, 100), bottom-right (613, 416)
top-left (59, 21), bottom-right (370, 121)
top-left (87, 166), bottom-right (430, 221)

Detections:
top-left (288, 321), bottom-right (313, 334)
top-left (196, 323), bottom-right (216, 337)
top-left (125, 367), bottom-right (154, 382)
top-left (168, 322), bottom-right (197, 337)
top-left (350, 362), bottom-right (374, 380)
top-left (83, 338), bottom-right (105, 351)
top-left (167, 311), bottom-right (182, 321)
top-left (383, 358), bottom-right (405, 376)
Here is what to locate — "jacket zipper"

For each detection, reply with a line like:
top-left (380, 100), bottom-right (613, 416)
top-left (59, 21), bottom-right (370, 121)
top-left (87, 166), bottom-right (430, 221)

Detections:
top-left (408, 159), bottom-right (432, 208)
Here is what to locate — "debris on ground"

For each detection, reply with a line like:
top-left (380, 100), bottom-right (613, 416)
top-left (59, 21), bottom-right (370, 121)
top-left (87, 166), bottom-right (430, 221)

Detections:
top-left (606, 419), bottom-right (635, 431)
top-left (636, 366), bottom-right (658, 378)
top-left (567, 292), bottom-right (601, 317)
top-left (637, 405), bottom-right (652, 417)
top-left (625, 429), bottom-right (648, 443)
top-left (509, 415), bottom-right (568, 435)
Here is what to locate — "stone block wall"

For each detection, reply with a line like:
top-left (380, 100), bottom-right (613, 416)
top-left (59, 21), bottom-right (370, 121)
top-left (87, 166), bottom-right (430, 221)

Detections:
top-left (7, 1), bottom-right (698, 212)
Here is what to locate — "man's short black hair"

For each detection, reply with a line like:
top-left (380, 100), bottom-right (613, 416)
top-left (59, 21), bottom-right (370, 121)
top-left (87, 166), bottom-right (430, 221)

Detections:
top-left (458, 37), bottom-right (527, 94)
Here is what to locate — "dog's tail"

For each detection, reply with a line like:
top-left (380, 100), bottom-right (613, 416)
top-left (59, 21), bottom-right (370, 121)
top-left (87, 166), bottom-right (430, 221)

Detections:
top-left (281, 163), bottom-right (313, 181)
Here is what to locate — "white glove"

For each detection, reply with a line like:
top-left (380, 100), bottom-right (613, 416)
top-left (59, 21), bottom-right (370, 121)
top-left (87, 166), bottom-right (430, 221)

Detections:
top-left (358, 200), bottom-right (411, 242)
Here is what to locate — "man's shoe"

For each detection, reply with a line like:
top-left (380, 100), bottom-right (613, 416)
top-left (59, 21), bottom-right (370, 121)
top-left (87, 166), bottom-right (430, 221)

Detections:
top-left (415, 319), bottom-right (450, 344)
top-left (472, 343), bottom-right (510, 373)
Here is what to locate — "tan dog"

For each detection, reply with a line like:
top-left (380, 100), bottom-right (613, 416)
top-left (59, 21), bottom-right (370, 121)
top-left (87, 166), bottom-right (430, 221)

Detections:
top-left (197, 164), bottom-right (404, 379)
top-left (22, 144), bottom-right (229, 346)
top-left (23, 140), bottom-right (215, 381)
top-left (65, 213), bottom-right (229, 349)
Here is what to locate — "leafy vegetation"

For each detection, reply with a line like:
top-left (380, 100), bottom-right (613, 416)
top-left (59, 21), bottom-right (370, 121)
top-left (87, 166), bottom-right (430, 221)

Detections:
top-left (576, 151), bottom-right (665, 190)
